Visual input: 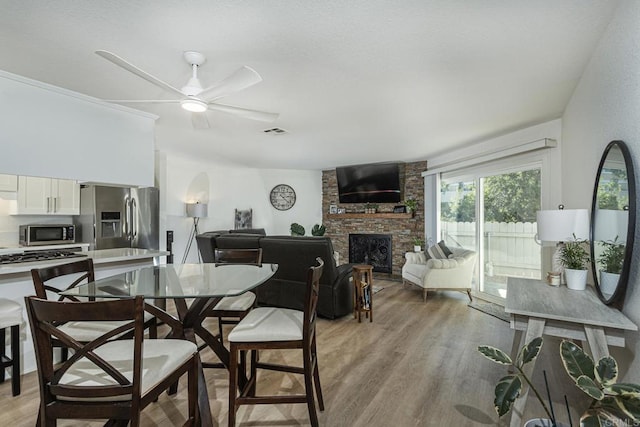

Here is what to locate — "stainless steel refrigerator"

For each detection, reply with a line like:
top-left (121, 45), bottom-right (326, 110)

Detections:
top-left (76, 185), bottom-right (159, 250)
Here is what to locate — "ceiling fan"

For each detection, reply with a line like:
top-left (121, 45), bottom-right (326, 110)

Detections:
top-left (95, 50), bottom-right (279, 129)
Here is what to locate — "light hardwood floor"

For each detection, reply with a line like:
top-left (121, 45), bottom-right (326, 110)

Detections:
top-left (0, 279), bottom-right (587, 426)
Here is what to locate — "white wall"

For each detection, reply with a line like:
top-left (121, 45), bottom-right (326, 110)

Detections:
top-left (561, 0), bottom-right (640, 381)
top-left (157, 151), bottom-right (323, 263)
top-left (0, 70), bottom-right (156, 187)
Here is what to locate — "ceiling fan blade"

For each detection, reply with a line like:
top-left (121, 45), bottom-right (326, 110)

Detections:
top-left (191, 112), bottom-right (210, 129)
top-left (207, 103), bottom-right (279, 122)
top-left (198, 66), bottom-right (263, 101)
top-left (95, 50), bottom-right (184, 97)
top-left (102, 99), bottom-right (181, 103)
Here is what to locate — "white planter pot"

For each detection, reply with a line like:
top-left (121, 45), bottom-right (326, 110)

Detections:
top-left (524, 419), bottom-right (569, 427)
top-left (599, 271), bottom-right (620, 298)
top-left (413, 246), bottom-right (421, 252)
top-left (565, 268), bottom-right (588, 290)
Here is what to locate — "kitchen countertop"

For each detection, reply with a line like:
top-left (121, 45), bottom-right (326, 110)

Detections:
top-left (0, 248), bottom-right (168, 275)
top-left (0, 243), bottom-right (90, 255)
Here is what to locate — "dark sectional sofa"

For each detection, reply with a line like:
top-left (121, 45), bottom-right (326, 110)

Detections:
top-left (195, 230), bottom-right (354, 319)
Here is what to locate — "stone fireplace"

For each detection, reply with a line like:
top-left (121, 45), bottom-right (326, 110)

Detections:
top-left (349, 234), bottom-right (392, 273)
top-left (322, 161), bottom-right (427, 276)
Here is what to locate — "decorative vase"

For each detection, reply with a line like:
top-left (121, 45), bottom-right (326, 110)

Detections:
top-left (599, 271), bottom-right (620, 298)
top-left (523, 419), bottom-right (569, 427)
top-left (565, 268), bottom-right (587, 290)
top-left (413, 245), bottom-right (421, 252)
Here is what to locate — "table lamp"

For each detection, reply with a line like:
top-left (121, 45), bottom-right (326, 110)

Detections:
top-left (182, 202), bottom-right (208, 264)
top-left (536, 207), bottom-right (589, 284)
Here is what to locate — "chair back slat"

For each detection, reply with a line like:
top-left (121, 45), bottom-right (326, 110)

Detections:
top-left (214, 248), bottom-right (263, 265)
top-left (31, 258), bottom-right (95, 300)
top-left (25, 295), bottom-right (144, 399)
top-left (303, 257), bottom-right (324, 339)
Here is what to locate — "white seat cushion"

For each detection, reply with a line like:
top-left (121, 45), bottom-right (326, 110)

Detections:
top-left (0, 298), bottom-right (22, 329)
top-left (228, 307), bottom-right (303, 342)
top-left (213, 291), bottom-right (256, 312)
top-left (59, 339), bottom-right (197, 402)
top-left (59, 311), bottom-right (155, 342)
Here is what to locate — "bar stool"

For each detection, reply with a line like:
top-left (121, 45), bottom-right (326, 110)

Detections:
top-left (0, 298), bottom-right (22, 396)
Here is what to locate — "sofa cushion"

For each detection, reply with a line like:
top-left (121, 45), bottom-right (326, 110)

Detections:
top-left (425, 240), bottom-right (452, 260)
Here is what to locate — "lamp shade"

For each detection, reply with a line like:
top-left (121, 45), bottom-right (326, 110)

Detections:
top-left (593, 209), bottom-right (628, 243)
top-left (186, 202), bottom-right (208, 218)
top-left (536, 209), bottom-right (589, 242)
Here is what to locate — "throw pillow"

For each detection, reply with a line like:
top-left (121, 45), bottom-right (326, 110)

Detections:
top-left (425, 240), bottom-right (453, 260)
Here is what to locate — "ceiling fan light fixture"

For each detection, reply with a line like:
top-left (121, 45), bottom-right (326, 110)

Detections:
top-left (181, 98), bottom-right (207, 113)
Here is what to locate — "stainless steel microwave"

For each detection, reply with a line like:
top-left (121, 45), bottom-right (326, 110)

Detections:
top-left (19, 224), bottom-right (76, 246)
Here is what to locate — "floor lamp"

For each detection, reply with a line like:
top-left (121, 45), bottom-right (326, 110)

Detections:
top-left (182, 202), bottom-right (208, 264)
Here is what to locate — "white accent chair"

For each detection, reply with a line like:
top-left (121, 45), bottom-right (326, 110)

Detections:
top-left (402, 248), bottom-right (477, 302)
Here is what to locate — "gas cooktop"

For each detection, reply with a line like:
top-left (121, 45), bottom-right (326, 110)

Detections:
top-left (0, 249), bottom-right (87, 265)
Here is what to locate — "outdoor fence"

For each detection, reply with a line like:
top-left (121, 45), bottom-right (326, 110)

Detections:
top-left (442, 221), bottom-right (541, 280)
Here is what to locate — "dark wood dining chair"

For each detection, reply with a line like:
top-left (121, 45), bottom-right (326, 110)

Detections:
top-left (207, 248), bottom-right (262, 341)
top-left (227, 257), bottom-right (325, 427)
top-left (25, 295), bottom-right (198, 426)
top-left (30, 258), bottom-right (157, 361)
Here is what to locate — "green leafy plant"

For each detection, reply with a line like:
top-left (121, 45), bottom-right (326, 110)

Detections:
top-left (412, 236), bottom-right (423, 246)
top-left (404, 198), bottom-right (418, 212)
top-left (311, 224), bottom-right (326, 236)
top-left (597, 239), bottom-right (625, 274)
top-left (478, 337), bottom-right (555, 420)
top-left (560, 237), bottom-right (590, 270)
top-left (560, 340), bottom-right (640, 426)
top-left (290, 223), bottom-right (305, 236)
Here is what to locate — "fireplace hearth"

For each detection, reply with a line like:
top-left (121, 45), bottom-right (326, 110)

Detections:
top-left (349, 234), bottom-right (392, 273)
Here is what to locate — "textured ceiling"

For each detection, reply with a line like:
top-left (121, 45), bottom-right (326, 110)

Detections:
top-left (0, 1), bottom-right (618, 170)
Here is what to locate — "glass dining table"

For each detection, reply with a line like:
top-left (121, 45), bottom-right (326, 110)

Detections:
top-left (62, 262), bottom-right (278, 427)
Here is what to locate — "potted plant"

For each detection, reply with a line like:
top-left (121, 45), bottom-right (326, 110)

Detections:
top-left (290, 223), bottom-right (305, 236)
top-left (559, 340), bottom-right (640, 426)
top-left (597, 238), bottom-right (625, 296)
top-left (559, 236), bottom-right (590, 291)
top-left (412, 236), bottom-right (423, 252)
top-left (478, 337), bottom-right (564, 426)
top-left (311, 224), bottom-right (326, 236)
top-left (404, 198), bottom-right (418, 215)
top-left (479, 337), bottom-right (640, 427)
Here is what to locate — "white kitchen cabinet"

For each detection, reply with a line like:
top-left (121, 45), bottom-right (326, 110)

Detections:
top-left (17, 176), bottom-right (80, 215)
top-left (0, 174), bottom-right (17, 191)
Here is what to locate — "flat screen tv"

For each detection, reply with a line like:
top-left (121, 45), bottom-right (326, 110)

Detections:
top-left (336, 162), bottom-right (402, 203)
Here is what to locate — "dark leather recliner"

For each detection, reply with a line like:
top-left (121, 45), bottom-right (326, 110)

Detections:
top-left (195, 233), bottom-right (354, 319)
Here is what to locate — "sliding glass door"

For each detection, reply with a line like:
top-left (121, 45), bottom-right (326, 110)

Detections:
top-left (441, 166), bottom-right (542, 301)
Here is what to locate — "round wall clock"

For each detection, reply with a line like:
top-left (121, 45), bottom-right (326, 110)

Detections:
top-left (270, 184), bottom-right (296, 211)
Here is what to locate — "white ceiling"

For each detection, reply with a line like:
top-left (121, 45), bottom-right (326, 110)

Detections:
top-left (0, 1), bottom-right (618, 170)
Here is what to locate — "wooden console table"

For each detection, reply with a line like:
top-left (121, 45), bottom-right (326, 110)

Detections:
top-left (505, 277), bottom-right (637, 427)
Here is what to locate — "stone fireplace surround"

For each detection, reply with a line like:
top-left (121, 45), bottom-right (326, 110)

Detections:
top-left (322, 161), bottom-right (426, 276)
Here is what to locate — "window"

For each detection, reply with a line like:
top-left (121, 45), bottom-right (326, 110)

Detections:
top-left (441, 162), bottom-right (543, 301)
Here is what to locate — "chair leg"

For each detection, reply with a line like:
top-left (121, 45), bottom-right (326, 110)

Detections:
top-left (311, 337), bottom-right (324, 411)
top-left (218, 318), bottom-right (224, 342)
top-left (423, 289), bottom-right (427, 303)
top-left (303, 347), bottom-right (319, 427)
top-left (187, 356), bottom-right (198, 425)
top-left (228, 344), bottom-right (238, 427)
top-left (0, 328), bottom-right (5, 383)
top-left (466, 289), bottom-right (473, 302)
top-left (11, 324), bottom-right (20, 396)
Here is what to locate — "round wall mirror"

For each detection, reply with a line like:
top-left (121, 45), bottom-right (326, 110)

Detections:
top-left (590, 140), bottom-right (636, 308)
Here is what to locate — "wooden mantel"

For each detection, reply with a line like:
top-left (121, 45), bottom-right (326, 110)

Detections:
top-left (326, 212), bottom-right (413, 219)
